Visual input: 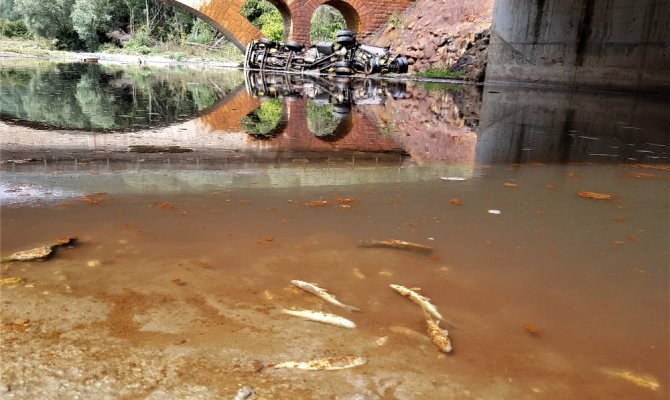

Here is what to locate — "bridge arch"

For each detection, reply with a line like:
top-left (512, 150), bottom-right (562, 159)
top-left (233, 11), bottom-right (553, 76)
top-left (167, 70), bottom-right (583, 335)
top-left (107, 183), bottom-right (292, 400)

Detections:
top-left (317, 1), bottom-right (362, 35)
top-left (163, 0), bottom-right (415, 49)
top-left (161, 0), bottom-right (262, 51)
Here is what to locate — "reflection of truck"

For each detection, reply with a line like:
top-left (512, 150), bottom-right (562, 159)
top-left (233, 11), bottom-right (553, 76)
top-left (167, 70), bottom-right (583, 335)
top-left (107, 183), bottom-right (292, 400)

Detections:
top-left (244, 30), bottom-right (409, 76)
top-left (242, 71), bottom-right (407, 141)
top-left (244, 70), bottom-right (407, 116)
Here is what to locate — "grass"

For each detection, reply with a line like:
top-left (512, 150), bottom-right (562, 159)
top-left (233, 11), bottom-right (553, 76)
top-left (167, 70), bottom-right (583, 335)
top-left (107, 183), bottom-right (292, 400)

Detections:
top-left (413, 68), bottom-right (465, 80)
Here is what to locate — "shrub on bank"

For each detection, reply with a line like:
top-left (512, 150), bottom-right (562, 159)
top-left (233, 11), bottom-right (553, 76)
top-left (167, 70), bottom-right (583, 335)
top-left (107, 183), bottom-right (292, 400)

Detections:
top-left (0, 19), bottom-right (30, 38)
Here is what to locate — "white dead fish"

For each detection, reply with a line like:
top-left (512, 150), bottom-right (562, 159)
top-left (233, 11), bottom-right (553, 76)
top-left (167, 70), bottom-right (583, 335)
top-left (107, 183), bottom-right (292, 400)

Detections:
top-left (424, 310), bottom-right (453, 353)
top-left (270, 356), bottom-right (367, 371)
top-left (389, 284), bottom-right (443, 320)
top-left (234, 386), bottom-right (255, 400)
top-left (488, 209), bottom-right (502, 215)
top-left (290, 280), bottom-right (360, 312)
top-left (280, 308), bottom-right (357, 329)
top-left (358, 239), bottom-right (433, 254)
top-left (601, 368), bottom-right (660, 391)
top-left (440, 177), bottom-right (467, 181)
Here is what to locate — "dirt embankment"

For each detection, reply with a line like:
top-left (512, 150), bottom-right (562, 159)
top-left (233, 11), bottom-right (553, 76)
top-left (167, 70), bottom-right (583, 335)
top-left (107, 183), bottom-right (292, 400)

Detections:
top-left (370, 0), bottom-right (494, 80)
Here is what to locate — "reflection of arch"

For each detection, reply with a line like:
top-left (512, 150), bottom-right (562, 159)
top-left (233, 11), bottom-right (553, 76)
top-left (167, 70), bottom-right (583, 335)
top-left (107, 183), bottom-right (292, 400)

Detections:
top-left (241, 99), bottom-right (289, 140)
top-left (306, 100), bottom-right (353, 142)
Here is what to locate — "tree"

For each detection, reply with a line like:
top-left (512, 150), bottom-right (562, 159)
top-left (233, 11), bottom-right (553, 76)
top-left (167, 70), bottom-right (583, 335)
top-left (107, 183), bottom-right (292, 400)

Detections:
top-left (310, 5), bottom-right (345, 42)
top-left (241, 0), bottom-right (282, 40)
top-left (0, 0), bottom-right (19, 20)
top-left (15, 0), bottom-right (80, 47)
top-left (71, 0), bottom-right (116, 48)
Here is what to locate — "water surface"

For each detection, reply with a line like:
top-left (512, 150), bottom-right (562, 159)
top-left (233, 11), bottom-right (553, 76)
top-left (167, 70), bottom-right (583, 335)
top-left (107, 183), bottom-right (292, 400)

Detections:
top-left (1, 59), bottom-right (668, 399)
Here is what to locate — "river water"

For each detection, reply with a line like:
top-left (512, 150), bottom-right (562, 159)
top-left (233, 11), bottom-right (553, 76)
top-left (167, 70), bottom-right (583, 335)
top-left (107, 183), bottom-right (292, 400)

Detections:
top-left (1, 59), bottom-right (668, 399)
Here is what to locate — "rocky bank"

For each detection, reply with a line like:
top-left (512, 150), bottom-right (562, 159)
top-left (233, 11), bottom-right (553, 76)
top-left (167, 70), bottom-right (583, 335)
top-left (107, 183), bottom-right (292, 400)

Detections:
top-left (370, 0), bottom-right (494, 80)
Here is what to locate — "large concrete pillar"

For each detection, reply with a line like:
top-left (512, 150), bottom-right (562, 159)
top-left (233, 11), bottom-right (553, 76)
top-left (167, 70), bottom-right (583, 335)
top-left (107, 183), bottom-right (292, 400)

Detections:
top-left (486, 0), bottom-right (670, 93)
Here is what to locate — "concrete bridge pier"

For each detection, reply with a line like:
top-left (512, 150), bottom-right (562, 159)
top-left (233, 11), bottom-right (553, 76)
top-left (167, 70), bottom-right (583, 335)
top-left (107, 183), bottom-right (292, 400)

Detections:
top-left (486, 0), bottom-right (670, 93)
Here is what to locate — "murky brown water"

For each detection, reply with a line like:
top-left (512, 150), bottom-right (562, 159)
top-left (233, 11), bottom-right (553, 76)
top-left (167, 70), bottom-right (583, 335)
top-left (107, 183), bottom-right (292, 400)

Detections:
top-left (1, 60), bottom-right (669, 399)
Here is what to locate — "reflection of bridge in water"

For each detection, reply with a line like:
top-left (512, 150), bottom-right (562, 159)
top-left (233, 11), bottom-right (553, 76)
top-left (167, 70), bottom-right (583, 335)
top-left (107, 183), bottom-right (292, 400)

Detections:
top-left (1, 72), bottom-right (479, 166)
top-left (3, 69), bottom-right (667, 168)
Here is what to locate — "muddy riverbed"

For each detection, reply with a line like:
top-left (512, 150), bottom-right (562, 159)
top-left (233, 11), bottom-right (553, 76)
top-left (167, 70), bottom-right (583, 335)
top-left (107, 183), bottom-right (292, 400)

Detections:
top-left (1, 163), bottom-right (668, 399)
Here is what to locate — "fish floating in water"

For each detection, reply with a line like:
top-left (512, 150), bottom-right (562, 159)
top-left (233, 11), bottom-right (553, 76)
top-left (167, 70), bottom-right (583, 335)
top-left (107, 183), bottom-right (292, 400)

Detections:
top-left (280, 308), bottom-right (357, 329)
top-left (270, 356), bottom-right (367, 371)
top-left (0, 277), bottom-right (24, 285)
top-left (1, 237), bottom-right (78, 263)
top-left (601, 368), bottom-right (660, 390)
top-left (290, 280), bottom-right (360, 312)
top-left (389, 284), bottom-right (443, 320)
top-left (234, 386), bottom-right (255, 400)
top-left (357, 239), bottom-right (433, 254)
top-left (424, 310), bottom-right (453, 353)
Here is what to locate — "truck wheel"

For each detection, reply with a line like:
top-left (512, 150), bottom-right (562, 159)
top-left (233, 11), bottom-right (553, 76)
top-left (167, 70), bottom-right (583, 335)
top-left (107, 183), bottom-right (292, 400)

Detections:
top-left (336, 30), bottom-right (355, 38)
top-left (284, 40), bottom-right (304, 52)
top-left (335, 67), bottom-right (352, 75)
top-left (365, 58), bottom-right (382, 74)
top-left (336, 36), bottom-right (355, 47)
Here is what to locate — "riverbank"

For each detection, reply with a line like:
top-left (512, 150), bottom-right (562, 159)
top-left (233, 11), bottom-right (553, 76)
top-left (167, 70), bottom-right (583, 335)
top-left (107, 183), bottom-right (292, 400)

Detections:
top-left (0, 38), bottom-right (241, 69)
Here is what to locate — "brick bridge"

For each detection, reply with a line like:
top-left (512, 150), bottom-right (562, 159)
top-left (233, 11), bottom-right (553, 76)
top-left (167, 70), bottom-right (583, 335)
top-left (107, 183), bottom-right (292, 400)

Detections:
top-left (163, 0), bottom-right (415, 51)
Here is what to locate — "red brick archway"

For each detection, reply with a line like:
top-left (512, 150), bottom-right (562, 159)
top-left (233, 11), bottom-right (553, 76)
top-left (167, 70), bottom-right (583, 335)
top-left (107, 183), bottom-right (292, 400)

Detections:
top-left (166, 0), bottom-right (415, 51)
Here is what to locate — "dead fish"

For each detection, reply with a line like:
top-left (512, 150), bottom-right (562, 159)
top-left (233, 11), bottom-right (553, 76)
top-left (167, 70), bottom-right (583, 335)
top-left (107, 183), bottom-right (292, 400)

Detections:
top-left (389, 284), bottom-right (443, 320)
top-left (602, 368), bottom-right (660, 390)
top-left (234, 386), bottom-right (255, 400)
top-left (270, 356), bottom-right (367, 371)
top-left (280, 308), bottom-right (357, 329)
top-left (424, 310), bottom-right (453, 353)
top-left (0, 277), bottom-right (24, 285)
top-left (1, 237), bottom-right (78, 263)
top-left (358, 239), bottom-right (433, 254)
top-left (290, 280), bottom-right (360, 312)
top-left (2, 245), bottom-right (53, 262)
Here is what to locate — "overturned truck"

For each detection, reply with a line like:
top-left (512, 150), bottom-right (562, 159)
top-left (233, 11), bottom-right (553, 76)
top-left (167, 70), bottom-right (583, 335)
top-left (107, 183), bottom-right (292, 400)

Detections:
top-left (244, 30), bottom-right (409, 76)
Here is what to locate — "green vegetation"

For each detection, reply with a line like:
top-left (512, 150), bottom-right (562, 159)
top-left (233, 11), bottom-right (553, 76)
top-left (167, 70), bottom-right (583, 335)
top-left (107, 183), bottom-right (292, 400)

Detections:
top-left (242, 0), bottom-right (346, 43)
top-left (0, 0), bottom-right (242, 59)
top-left (0, 0), bottom-right (349, 59)
top-left (241, 98), bottom-right (283, 138)
top-left (309, 5), bottom-right (345, 42)
top-left (413, 68), bottom-right (465, 79)
top-left (241, 0), bottom-right (283, 41)
top-left (0, 59), bottom-right (244, 130)
top-left (0, 18), bottom-right (28, 37)
top-left (388, 13), bottom-right (401, 28)
top-left (416, 81), bottom-right (464, 94)
top-left (306, 100), bottom-right (340, 137)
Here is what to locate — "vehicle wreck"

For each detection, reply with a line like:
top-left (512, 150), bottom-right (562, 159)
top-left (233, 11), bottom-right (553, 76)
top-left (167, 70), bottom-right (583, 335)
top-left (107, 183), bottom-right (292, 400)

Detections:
top-left (244, 30), bottom-right (409, 75)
